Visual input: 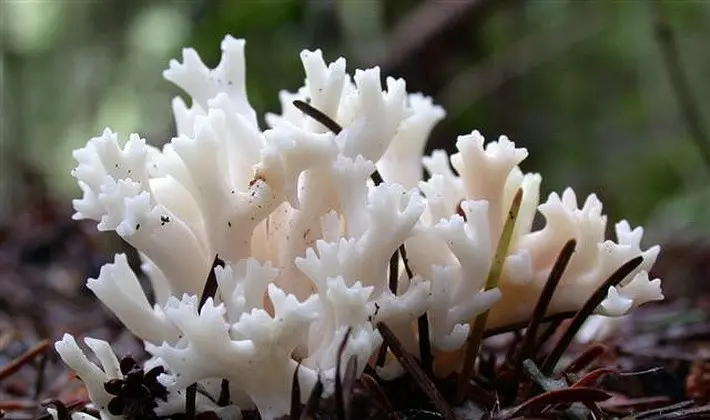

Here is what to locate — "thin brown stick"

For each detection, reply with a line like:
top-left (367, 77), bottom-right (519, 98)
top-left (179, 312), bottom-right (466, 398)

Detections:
top-left (0, 400), bottom-right (37, 410)
top-left (377, 322), bottom-right (457, 420)
top-left (507, 239), bottom-right (576, 403)
top-left (185, 256), bottom-right (225, 419)
top-left (292, 100), bottom-right (402, 376)
top-left (340, 356), bottom-right (358, 420)
top-left (377, 250), bottom-right (401, 368)
top-left (398, 243), bottom-right (433, 376)
top-left (360, 374), bottom-right (399, 419)
top-left (634, 400), bottom-right (695, 419)
top-left (533, 320), bottom-right (566, 363)
top-left (185, 384), bottom-right (197, 420)
top-left (34, 352), bottom-right (48, 399)
top-left (399, 244), bottom-right (414, 279)
top-left (562, 343), bottom-right (607, 375)
top-left (217, 379), bottom-right (230, 407)
top-left (291, 99), bottom-right (388, 188)
top-left (484, 311), bottom-right (575, 339)
top-left (335, 328), bottom-right (353, 420)
top-left (293, 100), bottom-right (342, 135)
top-left (642, 404), bottom-right (710, 420)
top-left (417, 314), bottom-right (433, 377)
top-left (300, 376), bottom-right (323, 420)
top-left (199, 255), bottom-right (224, 310)
top-left (290, 363), bottom-right (302, 420)
top-left (541, 256), bottom-right (644, 374)
top-left (388, 249), bottom-right (399, 295)
top-left (0, 339), bottom-right (49, 382)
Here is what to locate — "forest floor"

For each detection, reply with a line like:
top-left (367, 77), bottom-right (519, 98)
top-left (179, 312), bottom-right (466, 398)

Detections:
top-left (2, 173), bottom-right (710, 420)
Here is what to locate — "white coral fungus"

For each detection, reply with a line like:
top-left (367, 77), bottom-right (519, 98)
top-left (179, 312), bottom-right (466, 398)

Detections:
top-left (58, 35), bottom-right (663, 419)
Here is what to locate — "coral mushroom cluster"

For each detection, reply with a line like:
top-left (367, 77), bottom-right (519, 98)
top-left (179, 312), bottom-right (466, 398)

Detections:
top-left (54, 35), bottom-right (663, 420)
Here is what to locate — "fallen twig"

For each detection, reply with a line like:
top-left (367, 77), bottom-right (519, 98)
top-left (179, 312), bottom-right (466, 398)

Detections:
top-left (377, 322), bottom-right (456, 420)
top-left (0, 339), bottom-right (50, 383)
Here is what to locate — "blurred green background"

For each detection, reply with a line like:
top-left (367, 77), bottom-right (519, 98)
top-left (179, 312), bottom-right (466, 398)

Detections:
top-left (1, 0), bottom-right (709, 281)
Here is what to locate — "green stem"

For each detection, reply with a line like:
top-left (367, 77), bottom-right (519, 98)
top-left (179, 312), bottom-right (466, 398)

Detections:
top-left (456, 188), bottom-right (523, 402)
